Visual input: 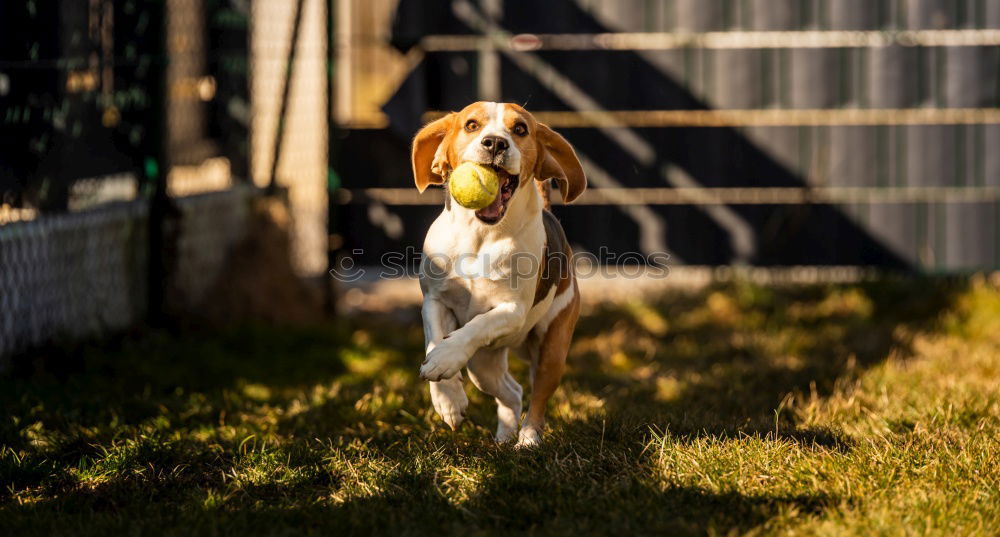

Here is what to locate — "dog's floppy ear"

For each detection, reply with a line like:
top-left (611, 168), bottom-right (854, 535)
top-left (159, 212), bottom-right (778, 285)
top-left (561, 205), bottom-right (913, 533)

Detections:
top-left (412, 113), bottom-right (456, 192)
top-left (534, 123), bottom-right (587, 203)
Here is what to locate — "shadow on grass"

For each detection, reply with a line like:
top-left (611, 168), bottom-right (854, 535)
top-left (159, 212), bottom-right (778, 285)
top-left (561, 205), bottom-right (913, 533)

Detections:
top-left (319, 463), bottom-right (836, 536)
top-left (5, 443), bottom-right (838, 537)
top-left (563, 278), bottom-right (968, 446)
top-left (0, 322), bottom-right (360, 496)
top-left (1, 278), bottom-right (971, 536)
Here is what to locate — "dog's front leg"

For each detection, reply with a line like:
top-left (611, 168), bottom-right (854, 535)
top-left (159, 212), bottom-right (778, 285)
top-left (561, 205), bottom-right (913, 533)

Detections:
top-left (420, 302), bottom-right (525, 382)
top-left (422, 298), bottom-right (468, 429)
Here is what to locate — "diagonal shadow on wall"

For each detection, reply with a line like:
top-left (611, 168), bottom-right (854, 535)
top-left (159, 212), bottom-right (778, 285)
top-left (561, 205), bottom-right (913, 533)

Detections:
top-left (376, 0), bottom-right (911, 268)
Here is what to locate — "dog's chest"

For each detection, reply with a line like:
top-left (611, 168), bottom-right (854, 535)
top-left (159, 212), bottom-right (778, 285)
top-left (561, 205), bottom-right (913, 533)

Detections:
top-left (422, 218), bottom-right (545, 325)
top-left (433, 240), bottom-right (532, 318)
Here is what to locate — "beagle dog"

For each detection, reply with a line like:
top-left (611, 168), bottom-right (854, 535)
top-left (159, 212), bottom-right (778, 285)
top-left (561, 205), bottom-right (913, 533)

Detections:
top-left (412, 101), bottom-right (586, 447)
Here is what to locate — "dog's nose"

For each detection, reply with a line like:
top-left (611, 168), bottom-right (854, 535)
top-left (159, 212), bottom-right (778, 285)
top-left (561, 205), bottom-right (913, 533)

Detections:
top-left (481, 135), bottom-right (509, 155)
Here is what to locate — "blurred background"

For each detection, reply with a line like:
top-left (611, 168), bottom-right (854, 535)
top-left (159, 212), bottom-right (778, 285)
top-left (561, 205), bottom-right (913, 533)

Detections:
top-left (1, 0), bottom-right (999, 360)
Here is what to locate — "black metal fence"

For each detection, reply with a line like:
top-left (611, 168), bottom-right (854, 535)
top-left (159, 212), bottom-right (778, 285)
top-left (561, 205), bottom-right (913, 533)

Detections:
top-left (0, 0), bottom-right (262, 359)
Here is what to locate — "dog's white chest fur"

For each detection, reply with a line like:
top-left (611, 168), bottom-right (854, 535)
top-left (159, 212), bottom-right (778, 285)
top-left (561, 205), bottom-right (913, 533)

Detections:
top-left (421, 208), bottom-right (549, 347)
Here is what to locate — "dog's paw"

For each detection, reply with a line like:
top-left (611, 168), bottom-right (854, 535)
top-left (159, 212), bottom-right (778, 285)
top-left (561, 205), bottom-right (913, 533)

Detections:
top-left (515, 426), bottom-right (542, 448)
top-left (420, 342), bottom-right (467, 381)
top-left (430, 377), bottom-right (468, 430)
top-left (495, 422), bottom-right (519, 444)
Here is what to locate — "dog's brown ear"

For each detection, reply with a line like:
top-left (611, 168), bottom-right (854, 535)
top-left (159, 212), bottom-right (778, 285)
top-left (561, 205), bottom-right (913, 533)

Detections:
top-left (534, 123), bottom-right (587, 203)
top-left (412, 113), bottom-right (456, 192)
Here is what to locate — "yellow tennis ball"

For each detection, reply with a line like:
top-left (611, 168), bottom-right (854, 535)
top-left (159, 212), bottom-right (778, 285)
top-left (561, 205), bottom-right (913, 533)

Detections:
top-left (449, 162), bottom-right (500, 210)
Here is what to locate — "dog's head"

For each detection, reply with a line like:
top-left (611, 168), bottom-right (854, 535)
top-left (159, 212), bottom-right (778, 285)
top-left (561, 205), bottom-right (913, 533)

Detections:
top-left (412, 102), bottom-right (587, 225)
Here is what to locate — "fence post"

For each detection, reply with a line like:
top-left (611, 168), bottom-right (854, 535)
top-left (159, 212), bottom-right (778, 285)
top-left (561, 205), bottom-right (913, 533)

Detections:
top-left (147, 0), bottom-right (177, 327)
top-left (267, 0), bottom-right (308, 195)
top-left (325, 0), bottom-right (342, 314)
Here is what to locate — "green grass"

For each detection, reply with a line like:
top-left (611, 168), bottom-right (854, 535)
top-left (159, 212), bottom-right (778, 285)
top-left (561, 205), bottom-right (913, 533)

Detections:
top-left (2, 277), bottom-right (999, 536)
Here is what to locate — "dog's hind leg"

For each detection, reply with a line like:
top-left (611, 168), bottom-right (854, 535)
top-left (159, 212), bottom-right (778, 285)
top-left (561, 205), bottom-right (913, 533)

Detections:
top-left (519, 282), bottom-right (580, 447)
top-left (467, 348), bottom-right (523, 443)
top-left (515, 332), bottom-right (541, 391)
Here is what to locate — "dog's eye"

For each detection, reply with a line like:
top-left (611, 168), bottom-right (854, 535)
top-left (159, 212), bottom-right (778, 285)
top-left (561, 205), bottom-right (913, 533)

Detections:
top-left (465, 120), bottom-right (480, 132)
top-left (512, 123), bottom-right (528, 137)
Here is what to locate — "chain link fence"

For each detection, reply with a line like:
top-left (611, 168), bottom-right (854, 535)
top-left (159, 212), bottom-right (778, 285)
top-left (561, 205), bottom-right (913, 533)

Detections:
top-left (0, 0), bottom-right (330, 364)
top-left (0, 201), bottom-right (148, 358)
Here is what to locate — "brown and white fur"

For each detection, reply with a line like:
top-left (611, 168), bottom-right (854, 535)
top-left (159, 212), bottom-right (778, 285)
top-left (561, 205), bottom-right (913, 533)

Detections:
top-left (412, 101), bottom-right (586, 447)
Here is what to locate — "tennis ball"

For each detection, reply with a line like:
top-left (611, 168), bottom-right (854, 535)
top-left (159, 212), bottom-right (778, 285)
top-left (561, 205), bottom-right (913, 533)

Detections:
top-left (449, 162), bottom-right (500, 210)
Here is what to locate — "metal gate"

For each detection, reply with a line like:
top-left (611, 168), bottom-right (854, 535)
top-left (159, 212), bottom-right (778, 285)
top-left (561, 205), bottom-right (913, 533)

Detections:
top-left (330, 0), bottom-right (1000, 272)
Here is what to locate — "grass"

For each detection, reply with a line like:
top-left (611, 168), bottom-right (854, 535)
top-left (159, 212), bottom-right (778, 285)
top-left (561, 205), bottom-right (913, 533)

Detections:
top-left (2, 276), bottom-right (999, 536)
